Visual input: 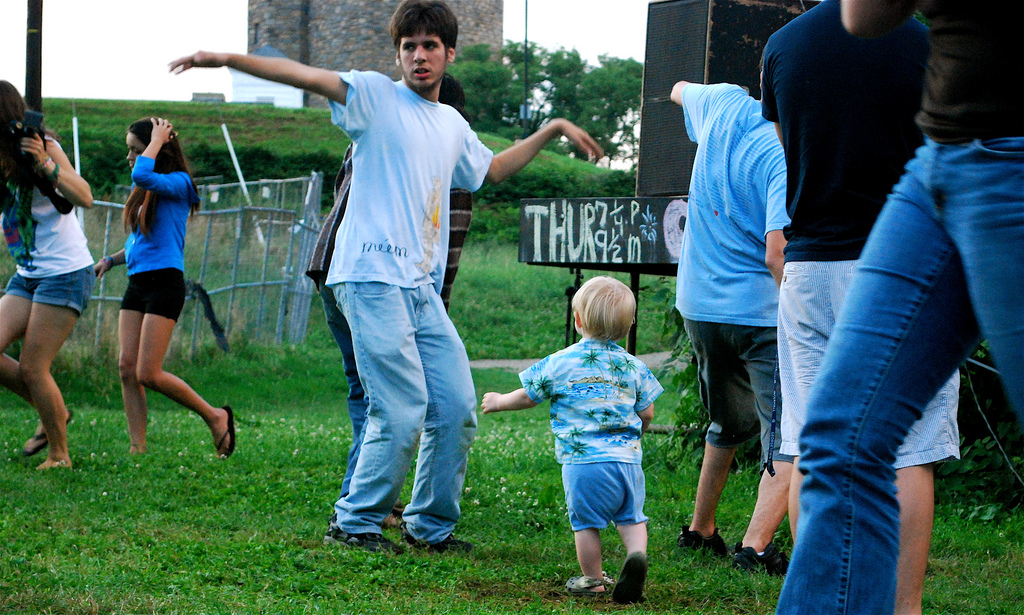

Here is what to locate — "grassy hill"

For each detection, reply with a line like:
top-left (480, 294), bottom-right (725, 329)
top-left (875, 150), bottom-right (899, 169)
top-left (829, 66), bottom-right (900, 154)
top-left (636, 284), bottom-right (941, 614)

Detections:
top-left (39, 98), bottom-right (635, 227)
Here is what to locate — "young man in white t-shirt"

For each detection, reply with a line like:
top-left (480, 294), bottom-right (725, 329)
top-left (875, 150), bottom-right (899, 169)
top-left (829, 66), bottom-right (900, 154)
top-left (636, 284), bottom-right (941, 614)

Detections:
top-left (171, 0), bottom-right (602, 553)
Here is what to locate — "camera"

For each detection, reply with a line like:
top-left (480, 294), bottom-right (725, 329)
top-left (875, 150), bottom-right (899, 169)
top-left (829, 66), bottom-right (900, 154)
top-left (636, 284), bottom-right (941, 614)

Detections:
top-left (8, 109), bottom-right (44, 142)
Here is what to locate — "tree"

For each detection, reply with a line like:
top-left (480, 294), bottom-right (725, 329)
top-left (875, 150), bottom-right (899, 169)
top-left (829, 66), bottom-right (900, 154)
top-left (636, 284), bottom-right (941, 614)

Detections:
top-left (577, 55), bottom-right (643, 165)
top-left (447, 44), bottom-right (519, 139)
top-left (449, 42), bottom-right (643, 167)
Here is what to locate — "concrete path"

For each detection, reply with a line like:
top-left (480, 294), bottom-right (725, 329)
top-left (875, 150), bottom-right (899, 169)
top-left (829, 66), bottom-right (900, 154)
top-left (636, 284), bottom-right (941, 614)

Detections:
top-left (469, 351), bottom-right (674, 373)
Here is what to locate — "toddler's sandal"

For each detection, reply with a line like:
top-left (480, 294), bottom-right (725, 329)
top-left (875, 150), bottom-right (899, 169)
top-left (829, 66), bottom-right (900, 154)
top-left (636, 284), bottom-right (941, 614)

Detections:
top-left (566, 575), bottom-right (607, 597)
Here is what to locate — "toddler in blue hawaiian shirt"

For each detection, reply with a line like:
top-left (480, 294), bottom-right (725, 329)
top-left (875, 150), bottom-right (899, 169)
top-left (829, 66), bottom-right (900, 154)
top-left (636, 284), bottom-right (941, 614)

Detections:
top-left (482, 276), bottom-right (663, 604)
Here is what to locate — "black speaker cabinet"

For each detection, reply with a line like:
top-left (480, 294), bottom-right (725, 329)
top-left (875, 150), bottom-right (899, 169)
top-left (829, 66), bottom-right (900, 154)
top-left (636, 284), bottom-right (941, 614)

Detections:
top-left (636, 0), bottom-right (818, 197)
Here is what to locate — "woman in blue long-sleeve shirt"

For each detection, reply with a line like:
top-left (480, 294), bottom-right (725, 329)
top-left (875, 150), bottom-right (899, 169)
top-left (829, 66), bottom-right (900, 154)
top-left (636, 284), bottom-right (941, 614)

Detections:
top-left (96, 118), bottom-right (234, 458)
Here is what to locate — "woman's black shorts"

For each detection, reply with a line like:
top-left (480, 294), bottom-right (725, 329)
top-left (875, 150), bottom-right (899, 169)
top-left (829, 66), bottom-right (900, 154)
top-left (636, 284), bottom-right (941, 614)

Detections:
top-left (121, 268), bottom-right (186, 321)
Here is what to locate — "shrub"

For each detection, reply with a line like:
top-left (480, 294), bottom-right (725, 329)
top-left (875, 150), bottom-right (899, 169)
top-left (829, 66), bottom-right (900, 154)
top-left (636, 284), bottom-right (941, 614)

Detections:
top-left (936, 345), bottom-right (1024, 512)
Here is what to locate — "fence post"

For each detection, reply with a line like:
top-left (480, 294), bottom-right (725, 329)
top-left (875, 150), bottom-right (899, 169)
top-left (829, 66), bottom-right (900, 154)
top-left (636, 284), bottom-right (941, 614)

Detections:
top-left (226, 188), bottom-right (246, 335)
top-left (94, 207), bottom-right (115, 351)
top-left (287, 172), bottom-right (322, 344)
top-left (190, 211), bottom-right (216, 358)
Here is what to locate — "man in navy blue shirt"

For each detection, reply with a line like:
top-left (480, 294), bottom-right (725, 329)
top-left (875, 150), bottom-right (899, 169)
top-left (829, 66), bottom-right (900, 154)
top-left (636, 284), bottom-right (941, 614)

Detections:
top-left (762, 1), bottom-right (960, 611)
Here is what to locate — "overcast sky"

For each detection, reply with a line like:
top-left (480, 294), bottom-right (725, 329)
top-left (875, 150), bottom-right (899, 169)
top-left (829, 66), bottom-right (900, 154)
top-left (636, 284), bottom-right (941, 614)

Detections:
top-left (0, 0), bottom-right (649, 102)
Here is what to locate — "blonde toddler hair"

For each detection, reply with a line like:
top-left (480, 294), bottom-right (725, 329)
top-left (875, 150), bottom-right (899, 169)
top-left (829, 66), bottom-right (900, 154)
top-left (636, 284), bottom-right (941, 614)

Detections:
top-left (572, 276), bottom-right (636, 341)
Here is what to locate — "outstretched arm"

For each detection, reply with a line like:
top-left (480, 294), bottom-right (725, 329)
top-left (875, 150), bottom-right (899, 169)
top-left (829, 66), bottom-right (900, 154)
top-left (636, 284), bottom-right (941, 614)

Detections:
top-left (485, 118), bottom-right (603, 184)
top-left (670, 80), bottom-right (694, 107)
top-left (841, 0), bottom-right (919, 37)
top-left (481, 389), bottom-right (538, 414)
top-left (169, 51), bottom-right (348, 105)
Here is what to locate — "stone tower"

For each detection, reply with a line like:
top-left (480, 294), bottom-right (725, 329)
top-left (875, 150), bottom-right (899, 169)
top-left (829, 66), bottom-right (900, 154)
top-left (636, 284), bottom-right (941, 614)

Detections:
top-left (248, 0), bottom-right (504, 106)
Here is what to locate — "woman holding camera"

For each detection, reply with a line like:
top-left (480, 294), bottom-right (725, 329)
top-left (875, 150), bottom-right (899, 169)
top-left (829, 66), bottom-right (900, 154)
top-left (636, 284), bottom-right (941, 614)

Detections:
top-left (95, 117), bottom-right (234, 458)
top-left (0, 80), bottom-right (95, 470)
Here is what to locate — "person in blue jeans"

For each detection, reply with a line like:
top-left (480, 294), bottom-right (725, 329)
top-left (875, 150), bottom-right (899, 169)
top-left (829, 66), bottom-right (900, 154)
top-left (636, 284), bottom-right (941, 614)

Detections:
top-left (306, 75), bottom-right (473, 516)
top-left (777, 1), bottom-right (1024, 613)
top-left (172, 0), bottom-right (603, 553)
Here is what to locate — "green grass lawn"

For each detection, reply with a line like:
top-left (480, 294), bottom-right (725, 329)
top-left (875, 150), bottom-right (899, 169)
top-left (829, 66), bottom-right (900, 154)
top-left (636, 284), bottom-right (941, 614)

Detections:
top-left (2, 246), bottom-right (1024, 614)
top-left (449, 242), bottom-right (675, 360)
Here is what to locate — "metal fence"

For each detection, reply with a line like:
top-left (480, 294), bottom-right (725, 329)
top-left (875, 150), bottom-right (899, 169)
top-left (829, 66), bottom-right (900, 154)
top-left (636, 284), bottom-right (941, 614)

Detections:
top-left (12, 173), bottom-right (324, 355)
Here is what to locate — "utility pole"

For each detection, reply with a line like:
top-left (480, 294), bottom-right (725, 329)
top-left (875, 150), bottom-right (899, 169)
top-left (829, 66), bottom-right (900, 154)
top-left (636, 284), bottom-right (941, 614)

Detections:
top-left (26, 0), bottom-right (43, 111)
top-left (519, 0), bottom-right (531, 139)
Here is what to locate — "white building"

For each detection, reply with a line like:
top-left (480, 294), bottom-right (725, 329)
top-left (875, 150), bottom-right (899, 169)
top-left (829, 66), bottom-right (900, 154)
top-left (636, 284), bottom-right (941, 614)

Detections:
top-left (229, 45), bottom-right (304, 108)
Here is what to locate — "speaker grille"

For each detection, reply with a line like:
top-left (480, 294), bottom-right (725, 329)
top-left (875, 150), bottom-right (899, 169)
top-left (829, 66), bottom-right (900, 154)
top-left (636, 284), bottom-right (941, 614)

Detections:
top-left (636, 0), bottom-right (817, 197)
top-left (637, 0), bottom-right (709, 197)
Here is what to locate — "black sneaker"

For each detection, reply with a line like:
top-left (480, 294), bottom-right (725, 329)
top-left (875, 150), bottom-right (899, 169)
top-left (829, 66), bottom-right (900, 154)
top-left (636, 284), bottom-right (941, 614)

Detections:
top-left (733, 542), bottom-right (789, 575)
top-left (401, 522), bottom-right (473, 553)
top-left (611, 551), bottom-right (648, 604)
top-left (677, 525), bottom-right (729, 556)
top-left (324, 514), bottom-right (402, 553)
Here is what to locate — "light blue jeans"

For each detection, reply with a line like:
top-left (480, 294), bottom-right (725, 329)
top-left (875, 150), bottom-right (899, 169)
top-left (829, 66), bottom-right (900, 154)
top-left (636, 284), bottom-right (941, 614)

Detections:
top-left (777, 137), bottom-right (1024, 613)
top-left (332, 282), bottom-right (478, 543)
top-left (317, 281), bottom-right (366, 500)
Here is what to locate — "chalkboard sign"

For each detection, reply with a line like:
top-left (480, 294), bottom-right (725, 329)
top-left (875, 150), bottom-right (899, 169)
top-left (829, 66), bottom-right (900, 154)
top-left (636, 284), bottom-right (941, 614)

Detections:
top-left (519, 197), bottom-right (687, 276)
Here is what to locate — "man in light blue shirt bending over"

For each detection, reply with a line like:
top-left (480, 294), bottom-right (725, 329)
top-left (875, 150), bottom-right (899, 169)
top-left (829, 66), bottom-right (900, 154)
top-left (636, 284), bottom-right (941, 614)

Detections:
top-left (671, 80), bottom-right (793, 575)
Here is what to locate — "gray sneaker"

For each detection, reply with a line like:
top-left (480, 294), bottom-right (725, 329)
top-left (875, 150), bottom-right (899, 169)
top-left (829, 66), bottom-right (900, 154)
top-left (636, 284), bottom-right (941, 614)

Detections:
top-left (324, 514), bottom-right (402, 553)
top-left (400, 522), bottom-right (473, 553)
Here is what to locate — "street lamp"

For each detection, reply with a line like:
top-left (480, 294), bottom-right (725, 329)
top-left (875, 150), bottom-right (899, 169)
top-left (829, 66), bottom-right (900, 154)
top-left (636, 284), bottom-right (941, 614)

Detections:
top-left (519, 0), bottom-right (532, 139)
top-left (26, 0), bottom-right (43, 111)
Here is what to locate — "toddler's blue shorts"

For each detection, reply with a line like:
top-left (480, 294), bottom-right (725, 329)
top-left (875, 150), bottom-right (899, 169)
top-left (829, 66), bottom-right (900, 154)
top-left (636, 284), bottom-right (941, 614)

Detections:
top-left (562, 461), bottom-right (648, 531)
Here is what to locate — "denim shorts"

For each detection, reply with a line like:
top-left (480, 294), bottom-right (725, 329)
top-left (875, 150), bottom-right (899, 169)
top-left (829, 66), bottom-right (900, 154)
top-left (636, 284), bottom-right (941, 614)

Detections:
top-left (684, 319), bottom-right (792, 464)
top-left (5, 265), bottom-right (95, 316)
top-left (121, 268), bottom-right (186, 321)
top-left (562, 462), bottom-right (648, 531)
top-left (777, 260), bottom-right (960, 468)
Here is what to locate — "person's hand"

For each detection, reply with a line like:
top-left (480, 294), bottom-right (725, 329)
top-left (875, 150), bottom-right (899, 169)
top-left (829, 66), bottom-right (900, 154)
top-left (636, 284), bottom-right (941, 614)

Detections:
top-left (553, 119), bottom-right (604, 162)
top-left (21, 133), bottom-right (49, 171)
top-left (481, 392), bottom-right (503, 414)
top-left (93, 258), bottom-right (111, 280)
top-left (169, 51), bottom-right (227, 75)
top-left (149, 117), bottom-right (175, 146)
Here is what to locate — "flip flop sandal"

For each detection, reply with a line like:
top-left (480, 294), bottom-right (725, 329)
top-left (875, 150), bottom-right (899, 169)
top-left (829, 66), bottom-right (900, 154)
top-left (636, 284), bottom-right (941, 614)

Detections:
top-left (216, 406), bottom-right (236, 458)
top-left (565, 575), bottom-right (609, 597)
top-left (21, 409), bottom-right (74, 457)
top-left (21, 429), bottom-right (48, 457)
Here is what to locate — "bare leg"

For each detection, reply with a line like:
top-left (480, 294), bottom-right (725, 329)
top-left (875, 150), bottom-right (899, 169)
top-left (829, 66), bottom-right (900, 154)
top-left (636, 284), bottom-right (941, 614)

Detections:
top-left (690, 442), bottom-right (736, 536)
top-left (118, 310), bottom-right (149, 453)
top-left (739, 460), bottom-right (793, 552)
top-left (0, 296), bottom-right (41, 448)
top-left (789, 456), bottom-right (802, 538)
top-left (614, 523), bottom-right (650, 604)
top-left (574, 528), bottom-right (606, 590)
top-left (617, 522), bottom-right (648, 555)
top-left (893, 464), bottom-right (934, 615)
top-left (19, 302), bottom-right (79, 468)
top-left (131, 312), bottom-right (229, 450)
